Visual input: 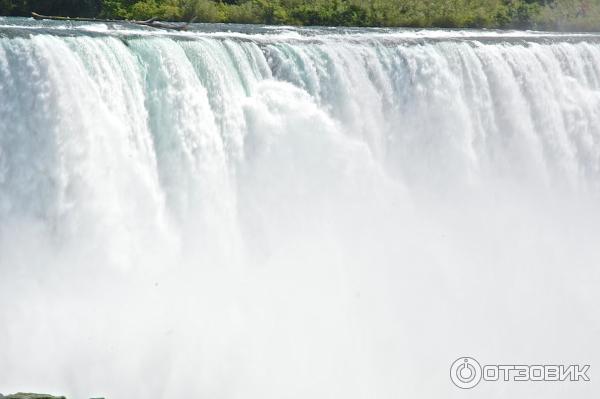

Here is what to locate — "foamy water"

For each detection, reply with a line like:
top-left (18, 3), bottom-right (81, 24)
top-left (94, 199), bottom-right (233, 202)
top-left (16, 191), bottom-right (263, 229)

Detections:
top-left (0, 18), bottom-right (599, 399)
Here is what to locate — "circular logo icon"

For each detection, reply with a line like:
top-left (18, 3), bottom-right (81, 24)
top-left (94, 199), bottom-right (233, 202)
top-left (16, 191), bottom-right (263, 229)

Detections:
top-left (450, 357), bottom-right (482, 389)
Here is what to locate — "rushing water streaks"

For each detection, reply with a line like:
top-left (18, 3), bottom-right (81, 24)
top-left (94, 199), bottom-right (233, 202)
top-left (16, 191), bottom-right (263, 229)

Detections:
top-left (0, 18), bottom-right (599, 399)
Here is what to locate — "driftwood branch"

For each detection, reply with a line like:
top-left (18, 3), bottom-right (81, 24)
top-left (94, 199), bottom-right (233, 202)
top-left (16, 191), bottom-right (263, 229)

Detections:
top-left (31, 12), bottom-right (193, 31)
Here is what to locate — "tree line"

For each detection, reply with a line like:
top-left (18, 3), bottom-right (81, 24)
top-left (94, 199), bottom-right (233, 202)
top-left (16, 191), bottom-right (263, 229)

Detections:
top-left (0, 0), bottom-right (598, 30)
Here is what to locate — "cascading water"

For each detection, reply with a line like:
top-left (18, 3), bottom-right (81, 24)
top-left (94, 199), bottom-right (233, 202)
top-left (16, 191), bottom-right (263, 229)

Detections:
top-left (0, 18), bottom-right (599, 398)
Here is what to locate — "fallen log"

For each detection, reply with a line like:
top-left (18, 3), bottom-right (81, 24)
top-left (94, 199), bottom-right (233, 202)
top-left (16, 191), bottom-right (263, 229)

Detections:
top-left (31, 12), bottom-right (193, 31)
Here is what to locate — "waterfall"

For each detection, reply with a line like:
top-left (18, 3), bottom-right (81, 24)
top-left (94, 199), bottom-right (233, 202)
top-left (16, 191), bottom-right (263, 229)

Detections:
top-left (0, 20), bottom-right (599, 398)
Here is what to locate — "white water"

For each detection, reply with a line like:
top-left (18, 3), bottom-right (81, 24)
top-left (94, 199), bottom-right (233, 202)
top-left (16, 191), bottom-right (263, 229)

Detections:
top-left (0, 20), bottom-right (599, 398)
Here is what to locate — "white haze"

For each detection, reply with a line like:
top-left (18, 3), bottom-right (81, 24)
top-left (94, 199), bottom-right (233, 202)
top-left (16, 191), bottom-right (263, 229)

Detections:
top-left (0, 22), bottom-right (599, 399)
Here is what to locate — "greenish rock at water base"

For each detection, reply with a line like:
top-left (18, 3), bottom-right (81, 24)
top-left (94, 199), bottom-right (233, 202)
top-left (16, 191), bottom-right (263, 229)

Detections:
top-left (1, 394), bottom-right (67, 399)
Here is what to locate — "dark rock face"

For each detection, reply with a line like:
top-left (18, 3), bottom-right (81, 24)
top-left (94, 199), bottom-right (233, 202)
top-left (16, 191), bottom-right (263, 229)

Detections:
top-left (2, 394), bottom-right (66, 399)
